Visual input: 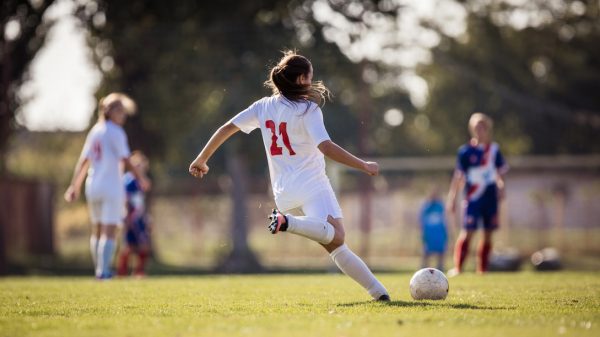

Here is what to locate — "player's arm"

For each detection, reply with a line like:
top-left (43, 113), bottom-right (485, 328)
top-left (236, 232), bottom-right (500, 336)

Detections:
top-left (189, 122), bottom-right (240, 179)
top-left (445, 170), bottom-right (465, 214)
top-left (123, 157), bottom-right (151, 192)
top-left (317, 140), bottom-right (378, 176)
top-left (64, 157), bottom-right (90, 202)
top-left (496, 174), bottom-right (506, 200)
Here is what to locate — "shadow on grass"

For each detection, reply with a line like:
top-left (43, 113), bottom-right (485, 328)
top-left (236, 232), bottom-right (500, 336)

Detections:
top-left (338, 300), bottom-right (514, 311)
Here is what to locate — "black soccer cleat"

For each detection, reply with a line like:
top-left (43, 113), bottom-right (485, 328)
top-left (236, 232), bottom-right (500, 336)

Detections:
top-left (267, 209), bottom-right (288, 234)
top-left (376, 294), bottom-right (391, 302)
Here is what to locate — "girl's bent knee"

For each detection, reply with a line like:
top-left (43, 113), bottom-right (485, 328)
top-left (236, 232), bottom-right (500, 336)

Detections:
top-left (331, 229), bottom-right (345, 246)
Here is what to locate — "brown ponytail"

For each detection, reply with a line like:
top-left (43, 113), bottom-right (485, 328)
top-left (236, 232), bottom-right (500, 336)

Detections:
top-left (264, 51), bottom-right (331, 107)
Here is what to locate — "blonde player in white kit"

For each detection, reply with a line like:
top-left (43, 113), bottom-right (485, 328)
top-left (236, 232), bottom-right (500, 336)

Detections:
top-left (65, 93), bottom-right (150, 279)
top-left (189, 51), bottom-right (390, 301)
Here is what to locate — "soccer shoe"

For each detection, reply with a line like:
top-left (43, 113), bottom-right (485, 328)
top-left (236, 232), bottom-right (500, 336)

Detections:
top-left (95, 272), bottom-right (113, 280)
top-left (446, 268), bottom-right (460, 278)
top-left (376, 294), bottom-right (391, 302)
top-left (267, 209), bottom-right (287, 234)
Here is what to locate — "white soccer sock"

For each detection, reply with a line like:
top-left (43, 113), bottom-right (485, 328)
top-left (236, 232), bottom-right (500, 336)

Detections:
top-left (330, 244), bottom-right (389, 299)
top-left (285, 215), bottom-right (335, 244)
top-left (97, 235), bottom-right (116, 277)
top-left (90, 235), bottom-right (99, 273)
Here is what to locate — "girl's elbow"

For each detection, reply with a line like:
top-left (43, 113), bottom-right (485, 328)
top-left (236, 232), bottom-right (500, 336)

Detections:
top-left (318, 141), bottom-right (333, 156)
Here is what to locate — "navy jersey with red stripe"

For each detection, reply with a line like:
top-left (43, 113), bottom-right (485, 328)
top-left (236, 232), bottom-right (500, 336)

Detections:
top-left (456, 142), bottom-right (508, 230)
top-left (456, 142), bottom-right (508, 202)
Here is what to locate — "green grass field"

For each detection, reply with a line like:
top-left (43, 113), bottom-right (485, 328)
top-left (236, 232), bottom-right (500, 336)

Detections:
top-left (1, 272), bottom-right (598, 337)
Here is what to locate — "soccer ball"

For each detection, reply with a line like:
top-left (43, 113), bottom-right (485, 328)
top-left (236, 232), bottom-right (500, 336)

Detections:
top-left (409, 268), bottom-right (449, 300)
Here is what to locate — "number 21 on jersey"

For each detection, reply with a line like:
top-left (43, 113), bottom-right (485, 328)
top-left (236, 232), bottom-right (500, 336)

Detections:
top-left (266, 120), bottom-right (296, 156)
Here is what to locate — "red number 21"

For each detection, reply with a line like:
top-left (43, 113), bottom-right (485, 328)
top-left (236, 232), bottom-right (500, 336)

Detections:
top-left (265, 120), bottom-right (296, 156)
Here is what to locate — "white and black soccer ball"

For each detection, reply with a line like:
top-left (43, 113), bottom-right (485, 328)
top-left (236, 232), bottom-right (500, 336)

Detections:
top-left (409, 268), bottom-right (449, 300)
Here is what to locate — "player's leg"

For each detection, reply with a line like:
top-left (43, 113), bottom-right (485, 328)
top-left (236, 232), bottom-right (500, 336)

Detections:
top-left (321, 217), bottom-right (389, 301)
top-left (134, 226), bottom-right (151, 277)
top-left (452, 200), bottom-right (478, 274)
top-left (96, 198), bottom-right (123, 278)
top-left (268, 210), bottom-right (335, 244)
top-left (421, 250), bottom-right (430, 269)
top-left (299, 189), bottom-right (389, 301)
top-left (117, 223), bottom-right (138, 276)
top-left (436, 253), bottom-right (445, 272)
top-left (477, 230), bottom-right (493, 273)
top-left (87, 199), bottom-right (102, 276)
top-left (477, 194), bottom-right (498, 273)
top-left (90, 224), bottom-right (101, 275)
top-left (453, 229), bottom-right (474, 274)
top-left (135, 244), bottom-right (150, 277)
top-left (116, 244), bottom-right (131, 276)
top-left (97, 224), bottom-right (118, 278)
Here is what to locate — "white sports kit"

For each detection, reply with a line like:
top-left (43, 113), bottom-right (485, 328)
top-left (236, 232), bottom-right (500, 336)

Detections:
top-left (80, 120), bottom-right (131, 225)
top-left (231, 96), bottom-right (389, 300)
top-left (231, 96), bottom-right (342, 220)
top-left (231, 96), bottom-right (342, 219)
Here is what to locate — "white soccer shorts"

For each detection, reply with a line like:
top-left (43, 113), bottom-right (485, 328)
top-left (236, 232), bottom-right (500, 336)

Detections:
top-left (292, 187), bottom-right (343, 221)
top-left (87, 197), bottom-right (125, 226)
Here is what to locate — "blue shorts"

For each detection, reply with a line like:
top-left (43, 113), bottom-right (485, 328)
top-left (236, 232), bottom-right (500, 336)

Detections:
top-left (463, 187), bottom-right (499, 231)
top-left (125, 217), bottom-right (150, 247)
top-left (423, 241), bottom-right (447, 254)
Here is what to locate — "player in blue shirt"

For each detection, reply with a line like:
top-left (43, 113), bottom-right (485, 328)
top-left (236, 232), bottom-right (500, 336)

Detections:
top-left (446, 113), bottom-right (509, 275)
top-left (420, 188), bottom-right (448, 272)
top-left (117, 151), bottom-right (152, 277)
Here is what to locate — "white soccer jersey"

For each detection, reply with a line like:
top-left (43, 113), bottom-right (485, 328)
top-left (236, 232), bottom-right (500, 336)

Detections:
top-left (80, 120), bottom-right (131, 201)
top-left (230, 96), bottom-right (333, 211)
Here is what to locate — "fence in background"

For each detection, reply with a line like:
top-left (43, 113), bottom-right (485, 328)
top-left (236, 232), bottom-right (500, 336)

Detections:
top-left (0, 177), bottom-right (55, 273)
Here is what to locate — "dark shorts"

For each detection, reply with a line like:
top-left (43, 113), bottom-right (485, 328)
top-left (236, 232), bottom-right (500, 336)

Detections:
top-left (463, 188), bottom-right (499, 231)
top-left (125, 217), bottom-right (150, 247)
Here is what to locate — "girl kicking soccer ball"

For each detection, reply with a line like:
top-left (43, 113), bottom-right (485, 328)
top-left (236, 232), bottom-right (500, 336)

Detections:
top-left (189, 51), bottom-right (390, 301)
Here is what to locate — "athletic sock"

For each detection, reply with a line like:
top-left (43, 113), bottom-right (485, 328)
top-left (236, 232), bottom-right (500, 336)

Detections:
top-left (90, 235), bottom-right (99, 275)
top-left (97, 235), bottom-right (116, 277)
top-left (135, 251), bottom-right (149, 275)
top-left (117, 247), bottom-right (130, 276)
top-left (454, 236), bottom-right (470, 273)
top-left (477, 241), bottom-right (492, 273)
top-left (329, 244), bottom-right (389, 300)
top-left (285, 215), bottom-right (335, 244)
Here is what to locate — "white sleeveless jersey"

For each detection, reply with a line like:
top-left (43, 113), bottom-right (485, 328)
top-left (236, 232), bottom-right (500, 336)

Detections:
top-left (230, 96), bottom-right (332, 211)
top-left (81, 120), bottom-right (131, 201)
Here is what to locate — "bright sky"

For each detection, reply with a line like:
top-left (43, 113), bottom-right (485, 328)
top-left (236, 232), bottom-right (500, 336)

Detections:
top-left (17, 0), bottom-right (101, 131)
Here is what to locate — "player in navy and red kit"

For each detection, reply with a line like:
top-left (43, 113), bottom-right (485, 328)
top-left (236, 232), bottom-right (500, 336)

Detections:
top-left (117, 151), bottom-right (152, 277)
top-left (446, 113), bottom-right (509, 275)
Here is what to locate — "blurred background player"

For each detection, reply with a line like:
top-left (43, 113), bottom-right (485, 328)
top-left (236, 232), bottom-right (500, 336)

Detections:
top-left (446, 112), bottom-right (509, 275)
top-left (189, 51), bottom-right (390, 301)
top-left (64, 93), bottom-right (150, 279)
top-left (117, 151), bottom-right (152, 277)
top-left (419, 187), bottom-right (448, 272)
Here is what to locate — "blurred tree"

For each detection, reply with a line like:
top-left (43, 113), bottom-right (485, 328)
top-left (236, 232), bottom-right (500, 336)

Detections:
top-left (421, 1), bottom-right (600, 154)
top-left (0, 0), bottom-right (56, 174)
top-left (304, 0), bottom-right (600, 155)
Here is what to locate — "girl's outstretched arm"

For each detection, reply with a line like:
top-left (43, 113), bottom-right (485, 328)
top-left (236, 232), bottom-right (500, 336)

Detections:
top-left (317, 140), bottom-right (379, 176)
top-left (189, 122), bottom-right (240, 179)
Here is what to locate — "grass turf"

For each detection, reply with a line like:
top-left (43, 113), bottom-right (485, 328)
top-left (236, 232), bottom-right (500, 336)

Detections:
top-left (1, 272), bottom-right (598, 337)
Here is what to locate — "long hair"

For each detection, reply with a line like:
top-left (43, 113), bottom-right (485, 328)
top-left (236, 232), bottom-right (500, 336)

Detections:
top-left (264, 50), bottom-right (331, 107)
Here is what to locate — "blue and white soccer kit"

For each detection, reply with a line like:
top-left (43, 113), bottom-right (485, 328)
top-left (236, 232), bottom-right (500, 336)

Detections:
top-left (456, 142), bottom-right (509, 231)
